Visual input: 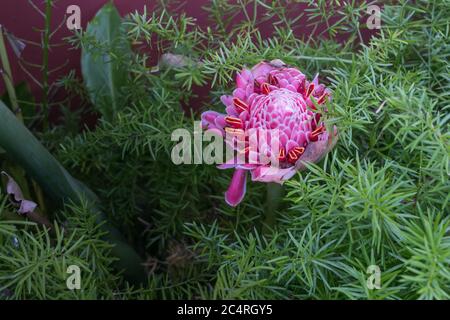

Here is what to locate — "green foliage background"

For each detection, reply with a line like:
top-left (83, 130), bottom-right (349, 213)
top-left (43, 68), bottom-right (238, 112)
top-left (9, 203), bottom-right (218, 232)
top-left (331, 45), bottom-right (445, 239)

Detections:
top-left (1, 0), bottom-right (449, 299)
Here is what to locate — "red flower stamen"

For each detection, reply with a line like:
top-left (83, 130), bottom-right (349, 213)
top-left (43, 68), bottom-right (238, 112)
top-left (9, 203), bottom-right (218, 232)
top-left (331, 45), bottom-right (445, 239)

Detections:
top-left (287, 146), bottom-right (305, 163)
top-left (310, 113), bottom-right (322, 131)
top-left (311, 125), bottom-right (325, 136)
top-left (225, 127), bottom-right (245, 136)
top-left (293, 146), bottom-right (305, 155)
top-left (308, 125), bottom-right (325, 141)
top-left (315, 113), bottom-right (322, 123)
top-left (297, 78), bottom-right (306, 95)
top-left (287, 150), bottom-right (299, 163)
top-left (268, 74), bottom-right (278, 86)
top-left (225, 116), bottom-right (244, 128)
top-left (261, 83), bottom-right (271, 95)
top-left (317, 93), bottom-right (328, 104)
top-left (305, 83), bottom-right (315, 98)
top-left (279, 147), bottom-right (286, 161)
top-left (233, 97), bottom-right (249, 113)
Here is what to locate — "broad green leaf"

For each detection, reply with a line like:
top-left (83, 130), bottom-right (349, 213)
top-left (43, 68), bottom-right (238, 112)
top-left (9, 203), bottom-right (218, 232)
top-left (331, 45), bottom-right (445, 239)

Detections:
top-left (81, 2), bottom-right (131, 121)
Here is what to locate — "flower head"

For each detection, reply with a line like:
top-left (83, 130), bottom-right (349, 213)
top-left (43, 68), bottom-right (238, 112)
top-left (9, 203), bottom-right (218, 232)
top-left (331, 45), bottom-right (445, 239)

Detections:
top-left (201, 60), bottom-right (338, 206)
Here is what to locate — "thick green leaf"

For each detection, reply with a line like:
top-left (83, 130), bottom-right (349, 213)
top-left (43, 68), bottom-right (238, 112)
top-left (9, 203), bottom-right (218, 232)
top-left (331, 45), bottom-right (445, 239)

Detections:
top-left (81, 2), bottom-right (131, 121)
top-left (0, 100), bottom-right (145, 284)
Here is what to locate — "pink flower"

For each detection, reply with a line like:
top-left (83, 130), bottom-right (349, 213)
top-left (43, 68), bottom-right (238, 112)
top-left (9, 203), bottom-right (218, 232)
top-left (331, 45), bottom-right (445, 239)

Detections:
top-left (201, 60), bottom-right (338, 207)
top-left (1, 171), bottom-right (37, 214)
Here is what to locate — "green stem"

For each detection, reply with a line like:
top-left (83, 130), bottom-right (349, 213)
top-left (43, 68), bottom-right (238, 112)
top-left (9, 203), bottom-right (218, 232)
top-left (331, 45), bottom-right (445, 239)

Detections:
top-left (1, 26), bottom-right (49, 219)
top-left (0, 25), bottom-right (22, 122)
top-left (41, 0), bottom-right (52, 130)
top-left (262, 182), bottom-right (284, 234)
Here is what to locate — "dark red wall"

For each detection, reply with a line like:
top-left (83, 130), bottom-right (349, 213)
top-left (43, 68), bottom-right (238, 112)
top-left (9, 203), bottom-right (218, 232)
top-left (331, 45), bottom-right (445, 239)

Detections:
top-left (0, 1), bottom-right (377, 106)
top-left (0, 0), bottom-right (208, 100)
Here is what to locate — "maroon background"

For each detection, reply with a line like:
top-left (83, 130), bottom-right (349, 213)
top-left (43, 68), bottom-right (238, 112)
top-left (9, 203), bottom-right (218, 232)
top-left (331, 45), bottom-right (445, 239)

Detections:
top-left (0, 1), bottom-right (377, 109)
top-left (1, 0), bottom-right (194, 101)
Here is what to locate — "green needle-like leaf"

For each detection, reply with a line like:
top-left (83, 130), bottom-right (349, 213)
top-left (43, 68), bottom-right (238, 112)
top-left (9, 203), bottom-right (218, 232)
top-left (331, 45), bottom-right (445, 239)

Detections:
top-left (0, 100), bottom-right (145, 285)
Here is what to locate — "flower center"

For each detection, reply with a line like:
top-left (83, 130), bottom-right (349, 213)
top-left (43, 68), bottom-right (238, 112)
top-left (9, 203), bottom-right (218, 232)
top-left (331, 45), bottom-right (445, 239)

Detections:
top-left (250, 89), bottom-right (307, 124)
top-left (248, 88), bottom-right (312, 138)
top-left (246, 88), bottom-right (317, 165)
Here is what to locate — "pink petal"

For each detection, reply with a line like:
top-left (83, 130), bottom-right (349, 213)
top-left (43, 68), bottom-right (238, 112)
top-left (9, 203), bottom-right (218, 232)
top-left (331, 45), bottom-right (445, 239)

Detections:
top-left (236, 164), bottom-right (258, 170)
top-left (250, 166), bottom-right (295, 183)
top-left (1, 172), bottom-right (38, 215)
top-left (286, 140), bottom-right (299, 151)
top-left (232, 88), bottom-right (246, 100)
top-left (236, 69), bottom-right (253, 89)
top-left (279, 78), bottom-right (289, 88)
top-left (220, 95), bottom-right (233, 107)
top-left (286, 84), bottom-right (297, 92)
top-left (226, 105), bottom-right (238, 116)
top-left (295, 126), bottom-right (338, 171)
top-left (247, 93), bottom-right (258, 105)
top-left (269, 59), bottom-right (287, 68)
top-left (245, 84), bottom-right (254, 97)
top-left (239, 110), bottom-right (249, 122)
top-left (312, 73), bottom-right (320, 86)
top-left (201, 111), bottom-right (226, 131)
top-left (217, 157), bottom-right (238, 170)
top-left (3, 172), bottom-right (25, 200)
top-left (287, 68), bottom-right (303, 77)
top-left (19, 200), bottom-right (38, 215)
top-left (225, 169), bottom-right (247, 207)
top-left (251, 61), bottom-right (277, 79)
top-left (215, 115), bottom-right (227, 128)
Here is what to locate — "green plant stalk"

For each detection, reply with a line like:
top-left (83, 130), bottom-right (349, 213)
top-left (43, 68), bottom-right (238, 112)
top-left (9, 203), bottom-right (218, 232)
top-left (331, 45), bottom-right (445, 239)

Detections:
top-left (32, 179), bottom-right (47, 216)
top-left (262, 182), bottom-right (284, 234)
top-left (0, 25), bottom-right (22, 122)
top-left (1, 25), bottom-right (47, 216)
top-left (41, 0), bottom-right (52, 130)
top-left (0, 100), bottom-right (146, 285)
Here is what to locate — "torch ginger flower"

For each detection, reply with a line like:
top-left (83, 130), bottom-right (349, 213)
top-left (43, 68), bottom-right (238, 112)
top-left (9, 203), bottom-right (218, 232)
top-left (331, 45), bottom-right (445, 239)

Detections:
top-left (201, 60), bottom-right (338, 206)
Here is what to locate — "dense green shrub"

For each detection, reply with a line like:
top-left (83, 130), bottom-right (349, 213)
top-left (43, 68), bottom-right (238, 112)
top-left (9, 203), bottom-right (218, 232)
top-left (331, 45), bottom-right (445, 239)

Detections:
top-left (1, 0), bottom-right (449, 299)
